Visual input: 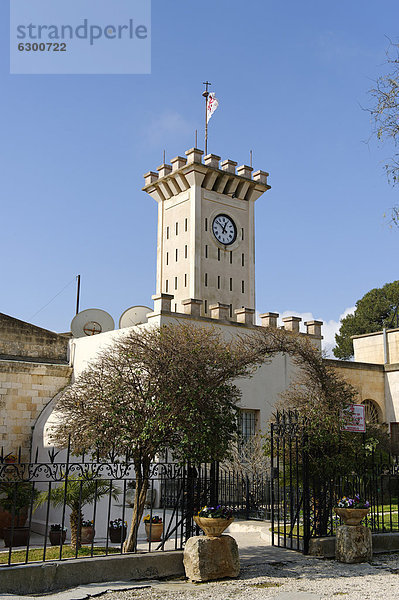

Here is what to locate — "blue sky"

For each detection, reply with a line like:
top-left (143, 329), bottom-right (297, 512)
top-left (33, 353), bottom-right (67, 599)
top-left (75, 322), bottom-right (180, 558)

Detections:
top-left (1, 0), bottom-right (398, 353)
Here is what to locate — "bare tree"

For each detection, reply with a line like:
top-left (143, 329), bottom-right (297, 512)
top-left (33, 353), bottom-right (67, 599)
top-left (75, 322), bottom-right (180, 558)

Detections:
top-left (368, 41), bottom-right (399, 225)
top-left (246, 325), bottom-right (389, 476)
top-left (223, 433), bottom-right (269, 478)
top-left (49, 323), bottom-right (260, 552)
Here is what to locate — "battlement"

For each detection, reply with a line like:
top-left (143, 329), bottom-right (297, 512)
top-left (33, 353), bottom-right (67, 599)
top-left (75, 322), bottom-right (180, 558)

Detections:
top-left (143, 147), bottom-right (270, 204)
top-left (148, 294), bottom-right (323, 340)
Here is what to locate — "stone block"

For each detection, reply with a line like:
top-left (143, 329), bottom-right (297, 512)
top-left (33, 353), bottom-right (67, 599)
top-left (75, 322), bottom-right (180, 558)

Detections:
top-left (335, 525), bottom-right (372, 563)
top-left (183, 535), bottom-right (239, 582)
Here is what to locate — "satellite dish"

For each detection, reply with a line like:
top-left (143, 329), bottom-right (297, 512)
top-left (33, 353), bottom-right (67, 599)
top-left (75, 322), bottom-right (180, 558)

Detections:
top-left (119, 305), bottom-right (152, 329)
top-left (71, 309), bottom-right (115, 338)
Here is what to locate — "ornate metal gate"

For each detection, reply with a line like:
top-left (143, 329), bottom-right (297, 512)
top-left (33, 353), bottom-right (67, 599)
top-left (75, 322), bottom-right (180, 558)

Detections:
top-left (270, 410), bottom-right (310, 553)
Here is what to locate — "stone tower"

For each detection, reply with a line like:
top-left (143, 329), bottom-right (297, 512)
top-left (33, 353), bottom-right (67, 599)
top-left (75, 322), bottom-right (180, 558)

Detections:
top-left (143, 148), bottom-right (270, 318)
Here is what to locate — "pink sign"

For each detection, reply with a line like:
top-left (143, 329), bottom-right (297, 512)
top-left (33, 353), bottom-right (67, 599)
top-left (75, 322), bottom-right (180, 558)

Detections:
top-left (340, 404), bottom-right (366, 432)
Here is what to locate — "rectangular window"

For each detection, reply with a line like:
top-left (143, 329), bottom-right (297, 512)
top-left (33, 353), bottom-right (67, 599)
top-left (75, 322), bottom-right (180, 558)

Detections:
top-left (239, 409), bottom-right (259, 442)
top-left (166, 252), bottom-right (169, 266)
top-left (205, 245), bottom-right (208, 258)
top-left (205, 218), bottom-right (208, 231)
top-left (175, 248), bottom-right (178, 261)
top-left (185, 245), bottom-right (188, 259)
top-left (175, 303), bottom-right (177, 312)
top-left (229, 303), bottom-right (233, 318)
top-left (175, 277), bottom-right (178, 290)
top-left (241, 253), bottom-right (245, 267)
top-left (204, 299), bottom-right (207, 314)
top-left (175, 222), bottom-right (179, 235)
top-left (241, 228), bottom-right (244, 241)
top-left (184, 273), bottom-right (187, 287)
top-left (217, 276), bottom-right (220, 289)
top-left (166, 226), bottom-right (169, 240)
top-left (218, 248), bottom-right (221, 261)
top-left (242, 280), bottom-right (245, 293)
top-left (230, 278), bottom-right (233, 291)
top-left (205, 273), bottom-right (208, 287)
top-left (230, 252), bottom-right (233, 265)
top-left (165, 280), bottom-right (169, 292)
top-left (185, 218), bottom-right (188, 232)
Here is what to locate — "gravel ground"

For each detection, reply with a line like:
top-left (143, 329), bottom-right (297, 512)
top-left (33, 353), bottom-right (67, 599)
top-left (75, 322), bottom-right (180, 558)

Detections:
top-left (3, 529), bottom-right (399, 600)
top-left (98, 550), bottom-right (399, 600)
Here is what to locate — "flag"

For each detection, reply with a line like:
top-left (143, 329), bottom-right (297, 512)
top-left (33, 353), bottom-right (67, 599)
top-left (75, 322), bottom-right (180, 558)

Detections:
top-left (207, 93), bottom-right (219, 123)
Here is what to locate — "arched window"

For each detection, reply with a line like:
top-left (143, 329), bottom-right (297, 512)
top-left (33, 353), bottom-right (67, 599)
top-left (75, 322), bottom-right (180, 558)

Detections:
top-left (361, 399), bottom-right (382, 424)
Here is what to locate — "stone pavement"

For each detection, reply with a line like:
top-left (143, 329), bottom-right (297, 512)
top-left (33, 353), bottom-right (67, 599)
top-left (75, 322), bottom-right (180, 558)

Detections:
top-left (2, 523), bottom-right (399, 600)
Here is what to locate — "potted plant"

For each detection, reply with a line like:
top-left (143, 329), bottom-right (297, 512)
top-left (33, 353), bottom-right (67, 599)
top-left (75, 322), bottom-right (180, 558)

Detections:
top-left (194, 505), bottom-right (234, 537)
top-left (35, 473), bottom-right (120, 549)
top-left (334, 495), bottom-right (370, 526)
top-left (49, 523), bottom-right (67, 546)
top-left (143, 515), bottom-right (163, 542)
top-left (0, 482), bottom-right (38, 545)
top-left (108, 518), bottom-right (127, 543)
top-left (81, 519), bottom-right (95, 543)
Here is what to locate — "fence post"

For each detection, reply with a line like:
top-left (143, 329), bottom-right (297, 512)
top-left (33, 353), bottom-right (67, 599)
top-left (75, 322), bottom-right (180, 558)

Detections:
top-left (210, 461), bottom-right (219, 507)
top-left (184, 463), bottom-right (195, 541)
top-left (245, 475), bottom-right (250, 519)
top-left (270, 422), bottom-right (275, 547)
top-left (302, 428), bottom-right (310, 555)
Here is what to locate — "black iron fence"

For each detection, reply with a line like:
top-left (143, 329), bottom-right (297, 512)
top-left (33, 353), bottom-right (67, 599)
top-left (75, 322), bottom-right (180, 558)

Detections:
top-left (0, 447), bottom-right (198, 567)
top-left (0, 447), bottom-right (272, 568)
top-left (160, 462), bottom-right (271, 521)
top-left (270, 410), bottom-right (399, 554)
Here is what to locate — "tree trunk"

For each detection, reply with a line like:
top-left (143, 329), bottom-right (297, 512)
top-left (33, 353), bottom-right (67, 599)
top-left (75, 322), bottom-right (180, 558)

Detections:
top-left (123, 458), bottom-right (150, 553)
top-left (70, 508), bottom-right (83, 550)
top-left (312, 481), bottom-right (331, 537)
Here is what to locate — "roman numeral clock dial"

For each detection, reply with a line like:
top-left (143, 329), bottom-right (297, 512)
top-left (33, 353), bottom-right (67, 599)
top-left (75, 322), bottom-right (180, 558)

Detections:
top-left (212, 214), bottom-right (237, 246)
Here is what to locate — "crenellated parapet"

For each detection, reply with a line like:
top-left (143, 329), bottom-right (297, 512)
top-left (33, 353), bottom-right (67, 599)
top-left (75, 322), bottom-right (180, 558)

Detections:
top-left (148, 294), bottom-right (323, 341)
top-left (143, 147), bottom-right (270, 203)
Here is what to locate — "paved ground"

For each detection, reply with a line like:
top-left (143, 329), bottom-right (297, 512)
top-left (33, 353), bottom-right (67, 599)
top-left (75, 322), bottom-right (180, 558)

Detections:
top-left (3, 525), bottom-right (399, 600)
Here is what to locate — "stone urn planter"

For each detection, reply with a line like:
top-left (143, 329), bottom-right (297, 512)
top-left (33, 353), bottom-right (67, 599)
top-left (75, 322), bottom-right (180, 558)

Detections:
top-left (194, 516), bottom-right (234, 537)
top-left (145, 522), bottom-right (163, 542)
top-left (334, 507), bottom-right (370, 526)
top-left (3, 526), bottom-right (30, 547)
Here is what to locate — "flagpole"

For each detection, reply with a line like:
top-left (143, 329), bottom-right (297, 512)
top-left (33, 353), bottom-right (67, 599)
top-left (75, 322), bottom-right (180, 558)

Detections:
top-left (202, 81), bottom-right (211, 155)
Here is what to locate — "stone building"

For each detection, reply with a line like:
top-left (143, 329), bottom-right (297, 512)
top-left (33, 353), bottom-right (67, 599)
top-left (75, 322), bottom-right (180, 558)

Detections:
top-left (328, 328), bottom-right (399, 448)
top-left (33, 147), bottom-right (323, 456)
top-left (0, 313), bottom-right (72, 457)
top-left (2, 145), bottom-right (399, 457)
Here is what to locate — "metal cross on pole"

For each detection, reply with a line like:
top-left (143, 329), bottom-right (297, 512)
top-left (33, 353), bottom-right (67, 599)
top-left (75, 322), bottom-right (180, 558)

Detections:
top-left (202, 81), bottom-right (211, 156)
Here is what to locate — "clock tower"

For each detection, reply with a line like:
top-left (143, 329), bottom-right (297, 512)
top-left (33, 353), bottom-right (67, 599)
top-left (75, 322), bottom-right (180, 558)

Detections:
top-left (143, 148), bottom-right (270, 319)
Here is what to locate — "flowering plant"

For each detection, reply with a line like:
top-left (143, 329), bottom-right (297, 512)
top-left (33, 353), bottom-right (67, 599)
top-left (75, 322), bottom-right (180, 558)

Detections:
top-left (143, 514), bottom-right (162, 524)
top-left (197, 505), bottom-right (233, 519)
top-left (81, 519), bottom-right (94, 527)
top-left (336, 495), bottom-right (370, 509)
top-left (109, 518), bottom-right (127, 529)
top-left (50, 523), bottom-right (67, 531)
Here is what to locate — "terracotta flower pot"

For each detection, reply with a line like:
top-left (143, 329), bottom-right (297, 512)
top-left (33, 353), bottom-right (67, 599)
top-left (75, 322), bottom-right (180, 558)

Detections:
top-left (145, 522), bottom-right (163, 542)
top-left (81, 526), bottom-right (95, 543)
top-left (194, 516), bottom-right (234, 537)
top-left (49, 530), bottom-right (67, 546)
top-left (334, 507), bottom-right (370, 526)
top-left (0, 509), bottom-right (27, 539)
top-left (3, 526), bottom-right (30, 547)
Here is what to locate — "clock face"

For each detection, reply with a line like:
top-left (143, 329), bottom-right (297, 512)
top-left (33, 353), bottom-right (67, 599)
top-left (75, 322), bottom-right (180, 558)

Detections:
top-left (212, 214), bottom-right (237, 245)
